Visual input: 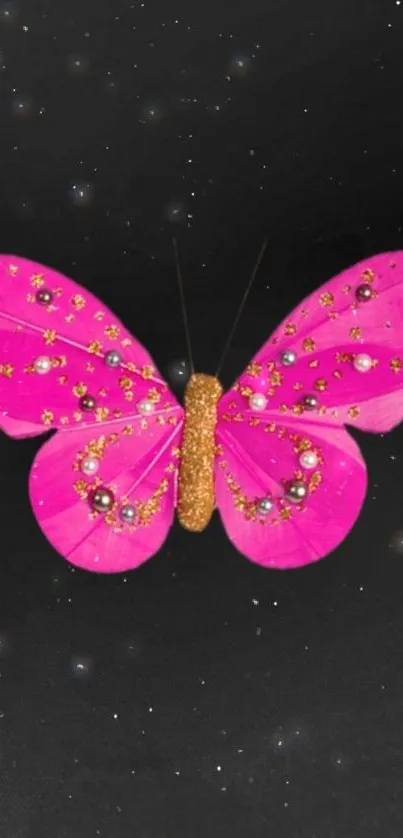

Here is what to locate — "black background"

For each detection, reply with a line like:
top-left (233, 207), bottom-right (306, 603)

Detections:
top-left (1, 1), bottom-right (403, 836)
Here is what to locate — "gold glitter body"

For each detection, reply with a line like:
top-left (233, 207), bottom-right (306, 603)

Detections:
top-left (178, 373), bottom-right (223, 532)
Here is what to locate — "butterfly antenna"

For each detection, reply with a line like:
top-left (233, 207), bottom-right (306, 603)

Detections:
top-left (215, 237), bottom-right (268, 377)
top-left (172, 237), bottom-right (195, 374)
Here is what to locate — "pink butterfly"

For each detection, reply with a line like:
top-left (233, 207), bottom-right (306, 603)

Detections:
top-left (0, 251), bottom-right (402, 574)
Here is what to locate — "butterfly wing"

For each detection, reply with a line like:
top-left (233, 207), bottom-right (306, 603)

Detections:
top-left (215, 251), bottom-right (403, 568)
top-left (30, 414), bottom-right (182, 573)
top-left (0, 255), bottom-right (177, 434)
top-left (0, 255), bottom-right (184, 572)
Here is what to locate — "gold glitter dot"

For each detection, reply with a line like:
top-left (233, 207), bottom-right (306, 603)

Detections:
top-left (88, 340), bottom-right (103, 355)
top-left (348, 406), bottom-right (360, 419)
top-left (246, 362), bottom-right (262, 377)
top-left (30, 274), bottom-right (45, 288)
top-left (43, 329), bottom-right (57, 346)
top-left (41, 409), bottom-right (54, 425)
top-left (105, 324), bottom-right (120, 339)
top-left (71, 294), bottom-right (86, 311)
top-left (72, 382), bottom-right (87, 397)
top-left (302, 337), bottom-right (316, 352)
top-left (319, 292), bottom-right (334, 307)
top-left (361, 268), bottom-right (375, 282)
top-left (390, 357), bottom-right (403, 373)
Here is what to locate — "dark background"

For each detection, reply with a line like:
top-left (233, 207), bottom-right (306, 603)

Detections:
top-left (1, 1), bottom-right (403, 835)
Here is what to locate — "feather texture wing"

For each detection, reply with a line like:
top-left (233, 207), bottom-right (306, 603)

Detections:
top-left (219, 251), bottom-right (403, 432)
top-left (0, 255), bottom-right (184, 571)
top-left (30, 414), bottom-right (182, 572)
top-left (0, 255), bottom-right (180, 434)
top-left (215, 251), bottom-right (403, 568)
top-left (215, 413), bottom-right (366, 568)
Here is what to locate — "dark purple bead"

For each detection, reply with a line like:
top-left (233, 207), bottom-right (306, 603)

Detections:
top-left (301, 394), bottom-right (318, 411)
top-left (35, 288), bottom-right (53, 306)
top-left (355, 283), bottom-right (372, 302)
top-left (91, 487), bottom-right (115, 513)
top-left (79, 394), bottom-right (97, 412)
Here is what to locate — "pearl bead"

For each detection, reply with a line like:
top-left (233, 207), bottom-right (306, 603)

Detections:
top-left (353, 353), bottom-right (372, 373)
top-left (35, 288), bottom-right (53, 305)
top-left (137, 398), bottom-right (155, 414)
top-left (33, 355), bottom-right (52, 375)
top-left (81, 457), bottom-right (99, 476)
top-left (91, 487), bottom-right (115, 513)
top-left (355, 283), bottom-right (372, 302)
top-left (280, 349), bottom-right (297, 367)
top-left (249, 392), bottom-right (267, 411)
top-left (104, 350), bottom-right (122, 368)
top-left (258, 497), bottom-right (273, 515)
top-left (286, 481), bottom-right (307, 504)
top-left (79, 394), bottom-right (97, 412)
top-left (301, 394), bottom-right (318, 411)
top-left (119, 503), bottom-right (136, 523)
top-left (299, 450), bottom-right (318, 470)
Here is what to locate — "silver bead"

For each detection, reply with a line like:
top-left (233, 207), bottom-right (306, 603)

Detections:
top-left (258, 497), bottom-right (273, 515)
top-left (33, 355), bottom-right (52, 375)
top-left (301, 394), bottom-right (318, 411)
top-left (91, 487), bottom-right (115, 513)
top-left (81, 456), bottom-right (99, 476)
top-left (104, 350), bottom-right (122, 368)
top-left (280, 349), bottom-right (297, 367)
top-left (286, 481), bottom-right (307, 504)
top-left (249, 392), bottom-right (267, 411)
top-left (299, 450), bottom-right (318, 470)
top-left (119, 503), bottom-right (136, 523)
top-left (353, 353), bottom-right (372, 373)
top-left (137, 398), bottom-right (155, 414)
top-left (355, 283), bottom-right (372, 302)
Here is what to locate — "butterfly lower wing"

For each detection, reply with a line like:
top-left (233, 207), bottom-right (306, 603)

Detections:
top-left (30, 414), bottom-right (183, 572)
top-left (0, 255), bottom-right (179, 435)
top-left (215, 413), bottom-right (366, 569)
top-left (219, 252), bottom-right (403, 433)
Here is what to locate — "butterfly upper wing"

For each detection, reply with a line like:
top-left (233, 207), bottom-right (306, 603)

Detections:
top-left (0, 254), bottom-right (178, 433)
top-left (0, 255), bottom-right (184, 572)
top-left (215, 251), bottom-right (403, 569)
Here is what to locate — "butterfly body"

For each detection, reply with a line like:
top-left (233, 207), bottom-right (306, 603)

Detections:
top-left (177, 373), bottom-right (223, 532)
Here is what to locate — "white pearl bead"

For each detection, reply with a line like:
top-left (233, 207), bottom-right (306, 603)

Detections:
top-left (249, 392), bottom-right (267, 411)
top-left (299, 450), bottom-right (318, 470)
top-left (120, 503), bottom-right (136, 523)
top-left (353, 353), bottom-right (372, 373)
top-left (34, 355), bottom-right (52, 375)
top-left (280, 349), bottom-right (297, 366)
top-left (81, 457), bottom-right (100, 476)
top-left (137, 398), bottom-right (155, 414)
